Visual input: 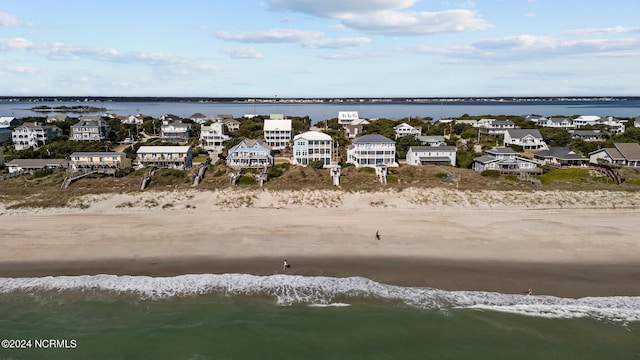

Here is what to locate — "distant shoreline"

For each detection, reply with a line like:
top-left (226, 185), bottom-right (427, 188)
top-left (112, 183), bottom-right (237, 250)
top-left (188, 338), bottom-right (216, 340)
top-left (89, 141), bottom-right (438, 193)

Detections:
top-left (30, 105), bottom-right (107, 113)
top-left (2, 95), bottom-right (638, 104)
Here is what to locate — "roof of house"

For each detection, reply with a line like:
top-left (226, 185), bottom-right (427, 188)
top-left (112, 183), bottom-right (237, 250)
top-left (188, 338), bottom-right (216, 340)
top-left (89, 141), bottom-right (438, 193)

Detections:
top-left (614, 143), bottom-right (640, 161)
top-left (534, 147), bottom-right (586, 160)
top-left (505, 129), bottom-right (543, 138)
top-left (5, 158), bottom-right (68, 167)
top-left (394, 123), bottom-right (415, 130)
top-left (189, 113), bottom-right (206, 119)
top-left (418, 135), bottom-right (446, 142)
top-left (491, 120), bottom-right (514, 126)
top-left (16, 122), bottom-right (61, 130)
top-left (263, 119), bottom-right (292, 131)
top-left (352, 134), bottom-right (395, 144)
top-left (294, 131), bottom-right (332, 141)
top-left (572, 130), bottom-right (601, 136)
top-left (0, 116), bottom-right (16, 126)
top-left (593, 147), bottom-right (625, 160)
top-left (136, 146), bottom-right (191, 154)
top-left (574, 115), bottom-right (601, 121)
top-left (486, 147), bottom-right (517, 155)
top-left (229, 139), bottom-right (271, 152)
top-left (70, 152), bottom-right (124, 157)
top-left (473, 155), bottom-right (499, 164)
top-left (72, 119), bottom-right (107, 127)
top-left (408, 146), bottom-right (456, 153)
top-left (162, 122), bottom-right (191, 129)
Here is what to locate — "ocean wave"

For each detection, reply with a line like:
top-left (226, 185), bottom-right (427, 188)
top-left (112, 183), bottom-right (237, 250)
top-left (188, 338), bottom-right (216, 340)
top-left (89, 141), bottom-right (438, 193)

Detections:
top-left (0, 274), bottom-right (638, 322)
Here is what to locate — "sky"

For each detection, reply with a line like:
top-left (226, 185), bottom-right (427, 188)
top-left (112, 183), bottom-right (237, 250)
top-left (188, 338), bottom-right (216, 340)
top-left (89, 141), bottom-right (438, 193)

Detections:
top-left (1, 0), bottom-right (639, 97)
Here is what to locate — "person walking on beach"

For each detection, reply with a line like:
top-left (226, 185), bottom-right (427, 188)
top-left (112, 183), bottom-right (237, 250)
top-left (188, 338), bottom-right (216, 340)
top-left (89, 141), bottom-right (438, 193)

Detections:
top-left (283, 259), bottom-right (290, 270)
top-left (375, 231), bottom-right (381, 240)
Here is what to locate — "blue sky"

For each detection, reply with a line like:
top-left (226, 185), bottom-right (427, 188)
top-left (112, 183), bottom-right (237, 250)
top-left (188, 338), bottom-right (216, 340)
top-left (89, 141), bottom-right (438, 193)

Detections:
top-left (1, 0), bottom-right (639, 97)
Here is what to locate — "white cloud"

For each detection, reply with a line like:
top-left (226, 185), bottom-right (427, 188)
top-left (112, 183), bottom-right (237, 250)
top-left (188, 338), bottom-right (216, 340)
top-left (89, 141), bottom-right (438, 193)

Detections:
top-left (339, 9), bottom-right (492, 35)
top-left (222, 47), bottom-right (264, 59)
top-left (0, 62), bottom-right (36, 74)
top-left (472, 35), bottom-right (555, 50)
top-left (268, 0), bottom-right (492, 36)
top-left (195, 64), bottom-right (222, 71)
top-left (268, 0), bottom-right (416, 18)
top-left (216, 29), bottom-right (323, 43)
top-left (216, 28), bottom-right (370, 49)
top-left (0, 12), bottom-right (21, 26)
top-left (429, 34), bottom-right (640, 62)
top-left (564, 26), bottom-right (640, 36)
top-left (0, 38), bottom-right (34, 50)
top-left (303, 37), bottom-right (371, 49)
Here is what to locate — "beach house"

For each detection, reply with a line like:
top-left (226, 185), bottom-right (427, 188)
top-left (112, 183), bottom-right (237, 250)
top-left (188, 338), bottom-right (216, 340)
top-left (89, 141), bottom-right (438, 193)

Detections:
top-left (570, 130), bottom-right (604, 142)
top-left (344, 118), bottom-right (369, 139)
top-left (292, 131), bottom-right (333, 167)
top-left (136, 146), bottom-right (193, 170)
top-left (406, 146), bottom-right (457, 166)
top-left (5, 158), bottom-right (69, 174)
top-left (472, 147), bottom-right (538, 172)
top-left (0, 116), bottom-right (18, 128)
top-left (263, 116), bottom-right (292, 150)
top-left (417, 135), bottom-right (447, 147)
top-left (503, 129), bottom-right (548, 150)
top-left (70, 119), bottom-right (110, 141)
top-left (122, 114), bottom-right (145, 125)
top-left (200, 122), bottom-right (230, 150)
top-left (11, 122), bottom-right (63, 150)
top-left (478, 119), bottom-right (515, 135)
top-left (347, 134), bottom-right (398, 168)
top-left (393, 123), bottom-right (422, 139)
top-left (538, 117), bottom-right (574, 129)
top-left (226, 139), bottom-right (273, 169)
top-left (69, 152), bottom-right (130, 174)
top-left (161, 121), bottom-right (192, 143)
top-left (223, 118), bottom-right (241, 132)
top-left (534, 147), bottom-right (588, 167)
top-left (589, 143), bottom-right (640, 168)
top-left (572, 115), bottom-right (601, 128)
top-left (338, 111), bottom-right (360, 126)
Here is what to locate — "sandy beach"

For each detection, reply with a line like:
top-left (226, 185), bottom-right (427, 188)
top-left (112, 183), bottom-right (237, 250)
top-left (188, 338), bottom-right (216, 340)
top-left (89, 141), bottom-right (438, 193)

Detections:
top-left (1, 188), bottom-right (639, 298)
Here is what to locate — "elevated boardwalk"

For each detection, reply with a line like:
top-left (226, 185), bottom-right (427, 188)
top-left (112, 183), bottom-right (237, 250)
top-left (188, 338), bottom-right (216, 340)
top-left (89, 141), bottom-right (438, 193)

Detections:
top-left (589, 163), bottom-right (624, 184)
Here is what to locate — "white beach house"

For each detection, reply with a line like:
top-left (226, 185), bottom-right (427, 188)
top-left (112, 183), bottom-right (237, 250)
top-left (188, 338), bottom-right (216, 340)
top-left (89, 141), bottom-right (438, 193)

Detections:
top-left (473, 147), bottom-right (538, 172)
top-left (292, 131), bottom-right (333, 167)
top-left (406, 146), bottom-right (457, 166)
top-left (393, 123), bottom-right (422, 139)
top-left (136, 146), bottom-right (193, 170)
top-left (503, 129), bottom-right (548, 150)
top-left (263, 117), bottom-right (292, 150)
top-left (12, 122), bottom-right (63, 150)
top-left (347, 134), bottom-right (398, 168)
top-left (226, 139), bottom-right (273, 169)
top-left (200, 122), bottom-right (230, 150)
top-left (69, 152), bottom-right (131, 174)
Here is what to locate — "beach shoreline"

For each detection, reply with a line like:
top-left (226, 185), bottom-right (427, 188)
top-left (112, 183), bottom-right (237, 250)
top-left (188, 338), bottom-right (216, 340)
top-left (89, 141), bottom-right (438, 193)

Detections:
top-left (0, 256), bottom-right (638, 298)
top-left (1, 188), bottom-right (639, 298)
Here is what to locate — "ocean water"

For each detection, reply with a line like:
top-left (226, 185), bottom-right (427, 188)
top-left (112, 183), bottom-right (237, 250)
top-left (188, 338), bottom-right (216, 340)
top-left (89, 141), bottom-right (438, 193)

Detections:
top-left (1, 99), bottom-right (639, 124)
top-left (1, 274), bottom-right (638, 359)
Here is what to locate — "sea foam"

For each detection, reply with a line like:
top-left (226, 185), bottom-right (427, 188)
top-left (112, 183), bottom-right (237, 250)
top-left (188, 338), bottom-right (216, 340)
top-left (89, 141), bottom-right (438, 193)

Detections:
top-left (0, 274), bottom-right (638, 322)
